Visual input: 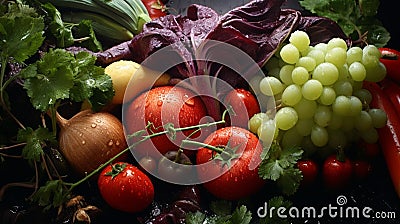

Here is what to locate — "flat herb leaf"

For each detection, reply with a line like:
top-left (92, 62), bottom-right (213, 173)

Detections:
top-left (31, 180), bottom-right (69, 210)
top-left (20, 49), bottom-right (75, 111)
top-left (230, 205), bottom-right (252, 224)
top-left (0, 5), bottom-right (45, 63)
top-left (17, 127), bottom-right (55, 161)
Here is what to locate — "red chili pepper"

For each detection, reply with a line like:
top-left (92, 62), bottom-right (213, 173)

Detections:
top-left (363, 81), bottom-right (400, 198)
top-left (379, 78), bottom-right (400, 115)
top-left (379, 48), bottom-right (400, 84)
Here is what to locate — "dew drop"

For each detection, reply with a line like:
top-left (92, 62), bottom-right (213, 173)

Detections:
top-left (91, 123), bottom-right (97, 128)
top-left (115, 141), bottom-right (120, 146)
top-left (108, 140), bottom-right (114, 146)
top-left (184, 98), bottom-right (195, 106)
top-left (234, 177), bottom-right (238, 182)
top-left (79, 133), bottom-right (83, 137)
top-left (137, 175), bottom-right (142, 181)
top-left (157, 100), bottom-right (163, 106)
top-left (82, 140), bottom-right (86, 145)
top-left (96, 119), bottom-right (102, 123)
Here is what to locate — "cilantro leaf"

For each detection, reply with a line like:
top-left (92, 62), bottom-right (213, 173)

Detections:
top-left (258, 145), bottom-right (303, 195)
top-left (17, 127), bottom-right (55, 161)
top-left (186, 211), bottom-right (206, 224)
top-left (0, 11), bottom-right (44, 63)
top-left (299, 0), bottom-right (390, 47)
top-left (20, 49), bottom-right (75, 111)
top-left (31, 180), bottom-right (70, 210)
top-left (230, 205), bottom-right (252, 224)
top-left (20, 49), bottom-right (113, 112)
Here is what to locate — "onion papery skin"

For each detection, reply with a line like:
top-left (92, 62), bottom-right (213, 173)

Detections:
top-left (58, 110), bottom-right (128, 177)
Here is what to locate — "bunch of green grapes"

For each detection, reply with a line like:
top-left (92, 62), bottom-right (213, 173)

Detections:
top-left (249, 30), bottom-right (387, 153)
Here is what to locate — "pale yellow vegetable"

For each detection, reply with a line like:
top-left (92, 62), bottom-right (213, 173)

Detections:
top-left (105, 60), bottom-right (171, 104)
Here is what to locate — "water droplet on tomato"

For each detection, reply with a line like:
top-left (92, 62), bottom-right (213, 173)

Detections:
top-left (157, 100), bottom-right (163, 106)
top-left (185, 98), bottom-right (195, 106)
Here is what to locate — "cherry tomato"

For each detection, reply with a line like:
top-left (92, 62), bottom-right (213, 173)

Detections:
top-left (196, 126), bottom-right (265, 200)
top-left (141, 0), bottom-right (168, 20)
top-left (223, 88), bottom-right (261, 129)
top-left (297, 159), bottom-right (319, 187)
top-left (322, 154), bottom-right (353, 191)
top-left (97, 162), bottom-right (154, 213)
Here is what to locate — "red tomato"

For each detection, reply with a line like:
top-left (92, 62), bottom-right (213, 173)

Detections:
top-left (97, 162), bottom-right (154, 213)
top-left (141, 0), bottom-right (168, 20)
top-left (297, 159), bottom-right (319, 187)
top-left (125, 85), bottom-right (208, 157)
top-left (223, 88), bottom-right (260, 129)
top-left (196, 126), bottom-right (265, 200)
top-left (322, 154), bottom-right (353, 191)
top-left (352, 159), bottom-right (372, 181)
top-left (379, 48), bottom-right (400, 84)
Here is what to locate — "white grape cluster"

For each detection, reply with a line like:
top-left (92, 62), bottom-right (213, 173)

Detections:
top-left (249, 30), bottom-right (387, 152)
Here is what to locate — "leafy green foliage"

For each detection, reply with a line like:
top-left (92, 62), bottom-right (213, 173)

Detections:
top-left (17, 127), bottom-right (56, 161)
top-left (31, 180), bottom-right (69, 210)
top-left (19, 49), bottom-right (114, 112)
top-left (0, 2), bottom-right (44, 63)
top-left (299, 0), bottom-right (390, 47)
top-left (186, 203), bottom-right (252, 224)
top-left (41, 3), bottom-right (102, 51)
top-left (258, 144), bottom-right (303, 195)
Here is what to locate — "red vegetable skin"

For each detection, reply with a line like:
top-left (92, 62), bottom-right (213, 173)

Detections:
top-left (297, 159), bottom-right (319, 188)
top-left (322, 154), bottom-right (353, 191)
top-left (379, 78), bottom-right (400, 115)
top-left (125, 85), bottom-right (208, 157)
top-left (196, 126), bottom-right (265, 200)
top-left (97, 162), bottom-right (154, 213)
top-left (223, 88), bottom-right (261, 129)
top-left (142, 0), bottom-right (167, 20)
top-left (363, 81), bottom-right (400, 198)
top-left (379, 48), bottom-right (400, 84)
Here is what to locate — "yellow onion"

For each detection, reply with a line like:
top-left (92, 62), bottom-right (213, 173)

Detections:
top-left (57, 110), bottom-right (128, 177)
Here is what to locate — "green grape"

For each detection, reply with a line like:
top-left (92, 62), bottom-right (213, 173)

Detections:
top-left (353, 88), bottom-right (372, 105)
top-left (327, 37), bottom-right (348, 50)
top-left (325, 47), bottom-right (347, 67)
top-left (249, 75), bottom-right (264, 95)
top-left (280, 43), bottom-right (300, 64)
top-left (363, 45), bottom-right (381, 58)
top-left (249, 112), bottom-right (268, 134)
top-left (294, 98), bottom-right (318, 119)
top-left (337, 64), bottom-right (351, 81)
top-left (311, 125), bottom-right (329, 147)
top-left (332, 95), bottom-right (351, 116)
top-left (292, 66), bottom-right (310, 85)
top-left (312, 62), bottom-right (339, 85)
top-left (279, 64), bottom-right (295, 85)
top-left (302, 79), bottom-right (323, 100)
top-left (297, 56), bottom-right (316, 72)
top-left (289, 30), bottom-right (310, 52)
top-left (333, 80), bottom-right (353, 96)
top-left (281, 128), bottom-right (303, 149)
top-left (360, 127), bottom-right (379, 144)
top-left (258, 119), bottom-right (278, 142)
top-left (354, 111), bottom-right (373, 132)
top-left (260, 76), bottom-right (283, 96)
top-left (328, 129), bottom-right (348, 149)
top-left (329, 113), bottom-right (343, 130)
top-left (368, 108), bottom-right (387, 128)
top-left (314, 42), bottom-right (328, 53)
top-left (300, 46), bottom-right (314, 57)
top-left (347, 46), bottom-right (363, 65)
top-left (295, 118), bottom-right (314, 136)
top-left (314, 105), bottom-right (332, 127)
top-left (352, 81), bottom-right (363, 92)
top-left (319, 86), bottom-right (336, 105)
top-left (349, 96), bottom-right (363, 116)
top-left (307, 49), bottom-right (325, 65)
top-left (348, 61), bottom-right (366, 81)
top-left (276, 107), bottom-right (298, 130)
top-left (364, 61), bottom-right (387, 82)
top-left (282, 84), bottom-right (302, 106)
